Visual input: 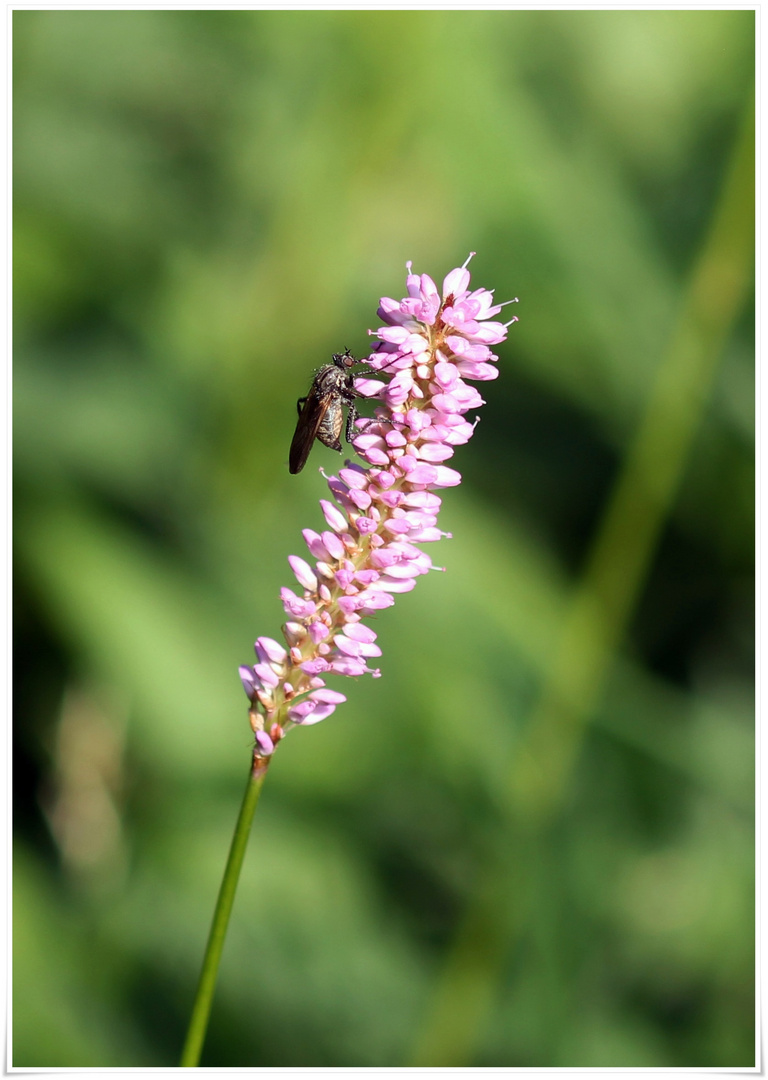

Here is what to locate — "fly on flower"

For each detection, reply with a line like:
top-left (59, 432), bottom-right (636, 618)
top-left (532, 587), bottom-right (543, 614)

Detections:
top-left (289, 348), bottom-right (376, 474)
top-left (244, 255), bottom-right (518, 742)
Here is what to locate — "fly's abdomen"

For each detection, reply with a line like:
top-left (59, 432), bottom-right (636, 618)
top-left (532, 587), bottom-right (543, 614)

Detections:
top-left (317, 400), bottom-right (344, 451)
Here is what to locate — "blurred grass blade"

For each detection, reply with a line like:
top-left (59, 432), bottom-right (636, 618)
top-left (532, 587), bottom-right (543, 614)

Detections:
top-left (409, 88), bottom-right (754, 1068)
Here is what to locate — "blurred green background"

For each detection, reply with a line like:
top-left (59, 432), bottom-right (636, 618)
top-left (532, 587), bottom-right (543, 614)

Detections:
top-left (13, 9), bottom-right (754, 1069)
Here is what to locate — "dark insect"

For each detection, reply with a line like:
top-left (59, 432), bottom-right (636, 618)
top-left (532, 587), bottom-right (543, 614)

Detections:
top-left (289, 348), bottom-right (376, 474)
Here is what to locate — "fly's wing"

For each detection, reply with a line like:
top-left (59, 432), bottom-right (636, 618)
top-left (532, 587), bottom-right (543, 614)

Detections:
top-left (289, 384), bottom-right (329, 473)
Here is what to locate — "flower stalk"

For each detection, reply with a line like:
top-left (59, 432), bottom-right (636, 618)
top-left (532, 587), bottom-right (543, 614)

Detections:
top-left (180, 751), bottom-right (270, 1067)
top-left (181, 255), bottom-right (515, 1065)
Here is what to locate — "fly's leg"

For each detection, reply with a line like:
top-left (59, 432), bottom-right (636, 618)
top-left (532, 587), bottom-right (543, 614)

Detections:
top-left (345, 400), bottom-right (360, 445)
top-left (343, 364), bottom-right (388, 449)
top-left (296, 396), bottom-right (307, 417)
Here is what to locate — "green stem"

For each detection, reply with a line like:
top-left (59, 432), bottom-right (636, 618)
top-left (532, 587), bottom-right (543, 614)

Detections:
top-left (180, 752), bottom-right (270, 1067)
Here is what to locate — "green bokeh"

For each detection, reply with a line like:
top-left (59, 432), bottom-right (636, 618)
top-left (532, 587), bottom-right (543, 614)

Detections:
top-left (13, 9), bottom-right (754, 1068)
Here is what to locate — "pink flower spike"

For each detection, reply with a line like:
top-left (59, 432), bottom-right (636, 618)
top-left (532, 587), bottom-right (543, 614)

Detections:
top-left (240, 256), bottom-right (515, 751)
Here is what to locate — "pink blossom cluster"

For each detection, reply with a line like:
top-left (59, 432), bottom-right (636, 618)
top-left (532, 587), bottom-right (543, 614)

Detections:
top-left (240, 254), bottom-right (517, 759)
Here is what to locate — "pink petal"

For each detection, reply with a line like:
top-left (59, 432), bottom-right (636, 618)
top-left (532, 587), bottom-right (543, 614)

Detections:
top-left (321, 530), bottom-right (346, 560)
top-left (442, 261), bottom-right (473, 297)
top-left (417, 443), bottom-right (454, 462)
top-left (344, 623), bottom-right (378, 644)
top-left (239, 666), bottom-right (260, 699)
top-left (432, 465), bottom-right (462, 487)
top-left (255, 731), bottom-right (275, 755)
top-left (319, 499), bottom-right (349, 533)
top-left (255, 637), bottom-right (287, 665)
top-left (338, 467), bottom-right (370, 491)
top-left (309, 688), bottom-right (347, 705)
top-left (254, 662), bottom-right (280, 688)
top-left (288, 555), bottom-right (317, 591)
